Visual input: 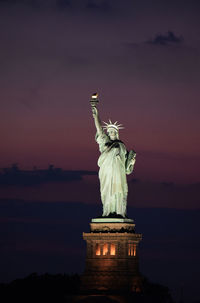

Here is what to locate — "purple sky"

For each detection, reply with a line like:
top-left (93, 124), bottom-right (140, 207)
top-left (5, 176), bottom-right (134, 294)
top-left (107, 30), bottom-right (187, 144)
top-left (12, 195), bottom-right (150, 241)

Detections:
top-left (0, 0), bottom-right (200, 185)
top-left (0, 1), bottom-right (200, 301)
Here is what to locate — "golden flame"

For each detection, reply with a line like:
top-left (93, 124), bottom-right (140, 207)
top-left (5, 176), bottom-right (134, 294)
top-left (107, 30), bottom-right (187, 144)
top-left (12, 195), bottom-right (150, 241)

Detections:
top-left (91, 93), bottom-right (98, 99)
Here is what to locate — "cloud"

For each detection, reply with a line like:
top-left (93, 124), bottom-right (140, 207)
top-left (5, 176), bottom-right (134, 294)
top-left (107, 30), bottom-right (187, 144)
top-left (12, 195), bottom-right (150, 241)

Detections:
top-left (0, 165), bottom-right (199, 210)
top-left (147, 31), bottom-right (183, 46)
top-left (0, 0), bottom-right (71, 10)
top-left (0, 0), bottom-right (36, 6)
top-left (0, 164), bottom-right (97, 186)
top-left (0, 0), bottom-right (111, 11)
top-left (56, 0), bottom-right (71, 9)
top-left (85, 0), bottom-right (111, 11)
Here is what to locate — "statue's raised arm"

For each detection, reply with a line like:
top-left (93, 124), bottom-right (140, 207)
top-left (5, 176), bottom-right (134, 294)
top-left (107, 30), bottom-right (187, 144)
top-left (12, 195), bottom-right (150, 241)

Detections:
top-left (90, 93), bottom-right (103, 135)
top-left (90, 93), bottom-right (136, 218)
top-left (92, 106), bottom-right (103, 135)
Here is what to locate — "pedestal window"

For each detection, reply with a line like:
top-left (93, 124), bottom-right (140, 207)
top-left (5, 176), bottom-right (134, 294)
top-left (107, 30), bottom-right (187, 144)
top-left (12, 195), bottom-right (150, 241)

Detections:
top-left (110, 244), bottom-right (116, 255)
top-left (128, 243), bottom-right (136, 256)
top-left (103, 243), bottom-right (109, 255)
top-left (95, 243), bottom-right (101, 255)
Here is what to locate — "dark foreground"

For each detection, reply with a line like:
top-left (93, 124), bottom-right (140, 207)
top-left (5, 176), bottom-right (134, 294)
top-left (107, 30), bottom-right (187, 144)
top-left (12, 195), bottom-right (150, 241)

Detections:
top-left (0, 273), bottom-right (174, 303)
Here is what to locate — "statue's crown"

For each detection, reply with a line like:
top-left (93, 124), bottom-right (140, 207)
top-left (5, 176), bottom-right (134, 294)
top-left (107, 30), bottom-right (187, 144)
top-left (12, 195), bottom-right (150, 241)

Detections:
top-left (103, 119), bottom-right (124, 131)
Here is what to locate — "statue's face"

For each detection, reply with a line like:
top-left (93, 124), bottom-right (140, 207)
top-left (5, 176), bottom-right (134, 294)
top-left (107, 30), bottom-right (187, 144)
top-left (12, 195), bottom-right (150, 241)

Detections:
top-left (108, 128), bottom-right (118, 140)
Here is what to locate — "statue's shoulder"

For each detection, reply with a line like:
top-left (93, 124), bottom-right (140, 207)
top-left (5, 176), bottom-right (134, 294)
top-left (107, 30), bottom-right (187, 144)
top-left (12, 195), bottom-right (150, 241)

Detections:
top-left (95, 130), bottom-right (109, 144)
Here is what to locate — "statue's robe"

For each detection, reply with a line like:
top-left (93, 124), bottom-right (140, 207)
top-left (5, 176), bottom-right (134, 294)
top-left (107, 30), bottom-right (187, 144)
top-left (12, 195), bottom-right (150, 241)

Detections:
top-left (96, 130), bottom-right (134, 217)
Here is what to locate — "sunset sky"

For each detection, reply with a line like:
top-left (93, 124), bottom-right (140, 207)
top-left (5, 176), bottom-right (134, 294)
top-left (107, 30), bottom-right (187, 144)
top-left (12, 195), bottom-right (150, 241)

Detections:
top-left (0, 1), bottom-right (200, 301)
top-left (1, 0), bottom-right (200, 183)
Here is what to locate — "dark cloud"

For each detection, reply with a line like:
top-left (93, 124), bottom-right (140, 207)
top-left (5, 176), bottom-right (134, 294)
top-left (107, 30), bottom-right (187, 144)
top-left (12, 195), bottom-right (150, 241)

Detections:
top-left (0, 0), bottom-right (111, 11)
top-left (0, 0), bottom-right (15, 2)
top-left (86, 0), bottom-right (111, 11)
top-left (0, 0), bottom-right (71, 10)
top-left (0, 165), bottom-right (199, 209)
top-left (0, 0), bottom-right (36, 5)
top-left (147, 31), bottom-right (183, 46)
top-left (0, 164), bottom-right (97, 186)
top-left (56, 0), bottom-right (71, 9)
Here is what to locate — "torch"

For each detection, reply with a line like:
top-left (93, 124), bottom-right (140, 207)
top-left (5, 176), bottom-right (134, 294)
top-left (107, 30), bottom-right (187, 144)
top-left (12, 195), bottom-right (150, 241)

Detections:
top-left (90, 93), bottom-right (99, 108)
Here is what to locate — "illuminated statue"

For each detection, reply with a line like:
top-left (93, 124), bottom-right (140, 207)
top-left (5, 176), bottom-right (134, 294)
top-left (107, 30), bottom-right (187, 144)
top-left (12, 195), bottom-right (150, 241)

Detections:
top-left (90, 93), bottom-right (136, 217)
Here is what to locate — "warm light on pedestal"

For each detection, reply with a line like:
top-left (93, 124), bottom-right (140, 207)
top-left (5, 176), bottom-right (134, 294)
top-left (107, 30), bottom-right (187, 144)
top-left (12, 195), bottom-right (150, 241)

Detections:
top-left (110, 243), bottom-right (116, 256)
top-left (81, 219), bottom-right (142, 292)
top-left (103, 243), bottom-right (109, 256)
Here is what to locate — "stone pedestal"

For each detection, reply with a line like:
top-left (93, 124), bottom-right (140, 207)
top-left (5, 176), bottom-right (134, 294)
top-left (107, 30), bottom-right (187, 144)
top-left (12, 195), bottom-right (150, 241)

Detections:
top-left (81, 218), bottom-right (142, 293)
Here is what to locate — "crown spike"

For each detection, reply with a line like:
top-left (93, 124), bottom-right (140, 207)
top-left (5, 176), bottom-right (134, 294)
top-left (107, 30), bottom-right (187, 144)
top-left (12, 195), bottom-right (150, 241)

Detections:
top-left (102, 120), bottom-right (124, 132)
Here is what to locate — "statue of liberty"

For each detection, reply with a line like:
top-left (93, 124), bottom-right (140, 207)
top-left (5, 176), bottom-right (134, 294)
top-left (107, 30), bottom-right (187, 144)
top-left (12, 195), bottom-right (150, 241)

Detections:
top-left (91, 93), bottom-right (136, 218)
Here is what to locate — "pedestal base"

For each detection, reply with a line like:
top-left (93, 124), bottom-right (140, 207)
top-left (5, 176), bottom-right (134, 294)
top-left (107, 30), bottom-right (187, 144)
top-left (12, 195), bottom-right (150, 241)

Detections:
top-left (82, 220), bottom-right (142, 293)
